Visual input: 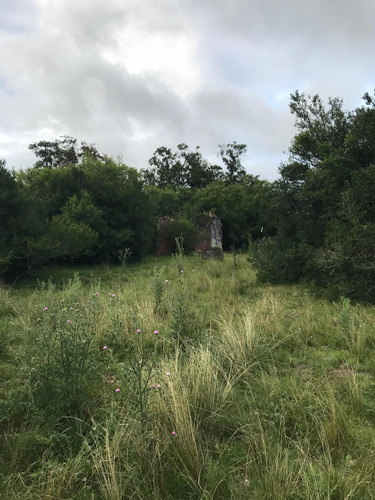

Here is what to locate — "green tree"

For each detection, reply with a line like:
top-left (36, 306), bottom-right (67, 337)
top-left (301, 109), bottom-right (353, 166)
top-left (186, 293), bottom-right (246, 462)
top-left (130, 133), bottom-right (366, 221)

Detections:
top-left (142, 144), bottom-right (222, 189)
top-left (29, 136), bottom-right (104, 169)
top-left (218, 142), bottom-right (247, 183)
top-left (0, 161), bottom-right (21, 277)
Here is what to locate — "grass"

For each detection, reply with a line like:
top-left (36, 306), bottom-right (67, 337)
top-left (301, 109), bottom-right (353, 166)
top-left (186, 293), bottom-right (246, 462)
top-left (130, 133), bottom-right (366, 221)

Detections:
top-left (1, 253), bottom-right (375, 498)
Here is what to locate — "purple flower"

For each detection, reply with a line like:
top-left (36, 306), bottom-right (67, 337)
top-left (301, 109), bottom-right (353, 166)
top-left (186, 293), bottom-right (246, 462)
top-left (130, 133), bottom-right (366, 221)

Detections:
top-left (44, 307), bottom-right (48, 311)
top-left (67, 320), bottom-right (71, 323)
top-left (172, 431), bottom-right (176, 436)
top-left (166, 372), bottom-right (170, 376)
top-left (180, 270), bottom-right (184, 273)
top-left (154, 330), bottom-right (159, 335)
top-left (103, 345), bottom-right (108, 350)
top-left (112, 293), bottom-right (115, 297)
top-left (152, 384), bottom-right (156, 389)
top-left (70, 307), bottom-right (74, 311)
top-left (115, 388), bottom-right (120, 393)
top-left (137, 329), bottom-right (141, 333)
top-left (96, 292), bottom-right (99, 296)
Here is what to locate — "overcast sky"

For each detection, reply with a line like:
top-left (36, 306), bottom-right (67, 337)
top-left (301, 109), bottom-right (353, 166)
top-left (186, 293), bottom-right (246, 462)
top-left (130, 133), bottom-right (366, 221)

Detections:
top-left (1, 0), bottom-right (374, 180)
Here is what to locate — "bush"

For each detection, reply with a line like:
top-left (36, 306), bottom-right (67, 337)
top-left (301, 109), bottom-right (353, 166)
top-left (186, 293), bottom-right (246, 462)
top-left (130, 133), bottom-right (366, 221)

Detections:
top-left (159, 218), bottom-right (201, 254)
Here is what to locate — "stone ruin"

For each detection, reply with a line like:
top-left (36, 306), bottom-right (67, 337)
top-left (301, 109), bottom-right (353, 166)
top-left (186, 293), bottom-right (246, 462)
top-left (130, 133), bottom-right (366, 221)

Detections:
top-left (195, 213), bottom-right (223, 259)
top-left (156, 214), bottom-right (223, 259)
top-left (156, 216), bottom-right (174, 256)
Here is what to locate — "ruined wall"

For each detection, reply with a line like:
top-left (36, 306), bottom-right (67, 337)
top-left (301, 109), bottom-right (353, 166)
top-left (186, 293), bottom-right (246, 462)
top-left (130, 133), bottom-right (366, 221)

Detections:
top-left (196, 214), bottom-right (223, 259)
top-left (156, 217), bottom-right (174, 255)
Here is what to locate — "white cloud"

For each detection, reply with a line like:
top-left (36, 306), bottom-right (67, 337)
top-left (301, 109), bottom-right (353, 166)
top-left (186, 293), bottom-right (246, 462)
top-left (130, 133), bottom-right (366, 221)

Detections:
top-left (0, 0), bottom-right (374, 178)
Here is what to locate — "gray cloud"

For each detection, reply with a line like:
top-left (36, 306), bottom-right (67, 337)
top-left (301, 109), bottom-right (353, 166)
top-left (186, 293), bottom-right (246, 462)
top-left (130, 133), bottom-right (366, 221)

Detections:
top-left (0, 0), bottom-right (374, 179)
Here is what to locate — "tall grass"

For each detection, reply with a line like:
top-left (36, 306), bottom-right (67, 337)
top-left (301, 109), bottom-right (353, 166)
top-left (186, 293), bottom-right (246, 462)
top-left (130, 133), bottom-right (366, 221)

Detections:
top-left (2, 254), bottom-right (375, 498)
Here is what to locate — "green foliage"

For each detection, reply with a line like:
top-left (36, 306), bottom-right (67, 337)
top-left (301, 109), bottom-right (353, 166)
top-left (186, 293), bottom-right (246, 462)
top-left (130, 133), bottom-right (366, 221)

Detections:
top-left (158, 218), bottom-right (201, 254)
top-left (27, 217), bottom-right (98, 264)
top-left (28, 303), bottom-right (101, 419)
top-left (143, 143), bottom-right (223, 189)
top-left (0, 161), bottom-right (22, 277)
top-left (218, 141), bottom-right (247, 183)
top-left (2, 256), bottom-right (375, 498)
top-left (251, 89), bottom-right (375, 300)
top-left (29, 135), bottom-right (104, 169)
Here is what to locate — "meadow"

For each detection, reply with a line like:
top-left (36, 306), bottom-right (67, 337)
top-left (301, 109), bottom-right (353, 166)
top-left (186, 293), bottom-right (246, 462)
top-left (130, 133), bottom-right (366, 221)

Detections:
top-left (1, 253), bottom-right (375, 499)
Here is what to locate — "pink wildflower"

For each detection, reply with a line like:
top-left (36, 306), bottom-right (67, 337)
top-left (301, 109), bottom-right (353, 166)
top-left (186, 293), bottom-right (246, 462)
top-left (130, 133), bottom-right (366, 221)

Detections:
top-left (154, 330), bottom-right (159, 335)
top-left (44, 307), bottom-right (48, 311)
top-left (172, 431), bottom-right (176, 436)
top-left (166, 372), bottom-right (170, 376)
top-left (103, 345), bottom-right (108, 350)
top-left (67, 320), bottom-right (71, 323)
top-left (115, 388), bottom-right (120, 393)
top-left (137, 329), bottom-right (141, 333)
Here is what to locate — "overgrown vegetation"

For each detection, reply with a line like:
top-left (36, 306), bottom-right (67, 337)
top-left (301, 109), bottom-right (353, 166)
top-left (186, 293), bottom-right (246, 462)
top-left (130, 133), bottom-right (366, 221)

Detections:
top-left (1, 255), bottom-right (375, 498)
top-left (3, 89), bottom-right (375, 300)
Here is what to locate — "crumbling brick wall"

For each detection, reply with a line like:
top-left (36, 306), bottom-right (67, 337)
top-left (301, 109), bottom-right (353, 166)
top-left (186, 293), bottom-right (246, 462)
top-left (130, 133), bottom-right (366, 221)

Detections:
top-left (156, 217), bottom-right (174, 255)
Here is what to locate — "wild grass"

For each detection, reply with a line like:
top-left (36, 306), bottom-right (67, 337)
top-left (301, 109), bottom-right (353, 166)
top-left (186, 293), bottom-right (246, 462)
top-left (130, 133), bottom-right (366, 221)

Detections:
top-left (1, 254), bottom-right (375, 498)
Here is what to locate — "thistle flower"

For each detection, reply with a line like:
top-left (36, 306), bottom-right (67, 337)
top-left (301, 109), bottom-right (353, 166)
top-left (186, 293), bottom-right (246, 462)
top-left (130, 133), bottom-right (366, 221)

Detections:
top-left (154, 330), bottom-right (159, 335)
top-left (137, 329), bottom-right (141, 333)
top-left (115, 388), bottom-right (120, 393)
top-left (44, 307), bottom-right (48, 311)
top-left (172, 431), bottom-right (176, 436)
top-left (103, 345), bottom-right (108, 350)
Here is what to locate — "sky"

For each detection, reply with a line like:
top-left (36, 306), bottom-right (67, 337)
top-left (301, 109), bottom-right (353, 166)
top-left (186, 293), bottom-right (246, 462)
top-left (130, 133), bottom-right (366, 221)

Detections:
top-left (1, 0), bottom-right (374, 180)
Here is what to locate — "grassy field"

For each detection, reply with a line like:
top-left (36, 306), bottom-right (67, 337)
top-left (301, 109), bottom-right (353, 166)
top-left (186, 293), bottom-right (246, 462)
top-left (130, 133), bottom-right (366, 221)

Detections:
top-left (1, 253), bottom-right (375, 499)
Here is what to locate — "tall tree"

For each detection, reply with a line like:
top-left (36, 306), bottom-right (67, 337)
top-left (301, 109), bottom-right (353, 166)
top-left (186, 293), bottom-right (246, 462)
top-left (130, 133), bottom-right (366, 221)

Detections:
top-left (218, 142), bottom-right (247, 183)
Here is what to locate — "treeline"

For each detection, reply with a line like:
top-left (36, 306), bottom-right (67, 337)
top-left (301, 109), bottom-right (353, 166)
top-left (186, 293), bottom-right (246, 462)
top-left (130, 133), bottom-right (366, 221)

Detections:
top-left (2, 89), bottom-right (375, 300)
top-left (0, 138), bottom-right (270, 280)
top-left (251, 90), bottom-right (375, 301)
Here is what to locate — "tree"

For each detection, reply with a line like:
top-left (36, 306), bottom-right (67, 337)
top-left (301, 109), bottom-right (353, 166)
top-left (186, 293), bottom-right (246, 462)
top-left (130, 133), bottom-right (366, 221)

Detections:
top-left (0, 160), bottom-right (21, 277)
top-left (29, 136), bottom-right (104, 169)
top-left (142, 144), bottom-right (223, 189)
top-left (218, 142), bottom-right (247, 183)
top-left (251, 88), bottom-right (375, 299)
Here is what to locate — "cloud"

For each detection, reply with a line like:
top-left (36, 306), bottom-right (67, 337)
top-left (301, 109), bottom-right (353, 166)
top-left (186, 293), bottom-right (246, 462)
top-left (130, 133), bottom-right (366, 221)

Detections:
top-left (0, 0), bottom-right (374, 179)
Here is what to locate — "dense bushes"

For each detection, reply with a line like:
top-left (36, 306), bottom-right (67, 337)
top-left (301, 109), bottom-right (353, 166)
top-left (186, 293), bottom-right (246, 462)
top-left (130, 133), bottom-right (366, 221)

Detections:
top-left (0, 155), bottom-right (155, 278)
top-left (250, 90), bottom-right (375, 301)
